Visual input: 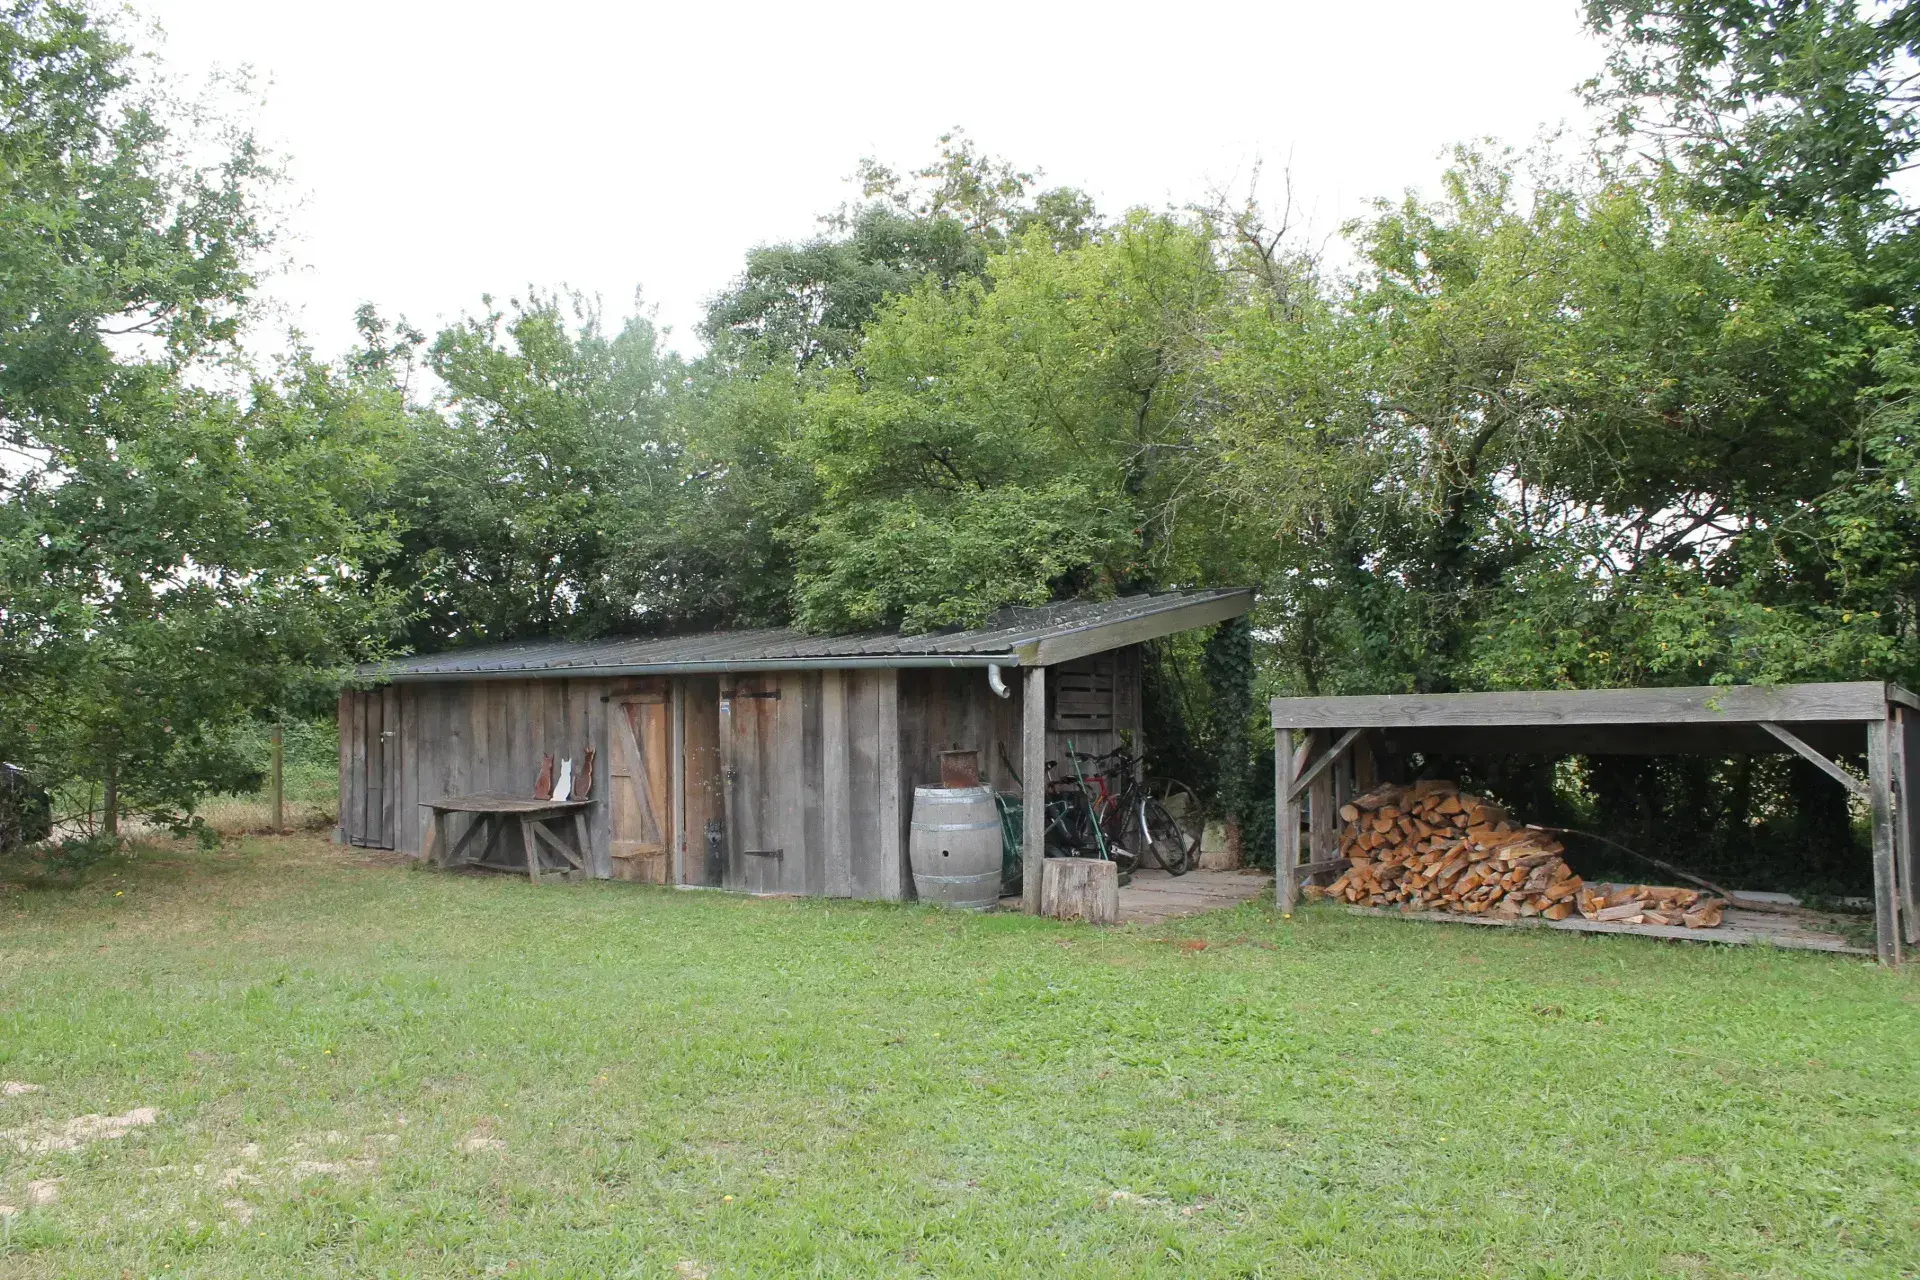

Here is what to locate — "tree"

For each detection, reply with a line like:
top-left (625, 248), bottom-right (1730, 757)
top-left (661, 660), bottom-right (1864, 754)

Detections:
top-left (787, 212), bottom-right (1228, 632)
top-left (0, 2), bottom-right (399, 833)
top-left (366, 293), bottom-right (686, 648)
top-left (702, 131), bottom-right (1099, 374)
top-left (1585, 0), bottom-right (1920, 220)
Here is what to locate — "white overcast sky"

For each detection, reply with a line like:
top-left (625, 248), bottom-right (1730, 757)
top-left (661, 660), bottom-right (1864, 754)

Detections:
top-left (136, 0), bottom-right (1605, 360)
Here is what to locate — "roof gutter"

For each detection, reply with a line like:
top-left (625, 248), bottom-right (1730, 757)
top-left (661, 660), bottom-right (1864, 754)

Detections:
top-left (362, 652), bottom-right (1024, 683)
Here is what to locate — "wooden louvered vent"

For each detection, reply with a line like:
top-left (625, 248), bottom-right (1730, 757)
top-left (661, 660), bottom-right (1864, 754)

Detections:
top-left (1049, 657), bottom-right (1115, 733)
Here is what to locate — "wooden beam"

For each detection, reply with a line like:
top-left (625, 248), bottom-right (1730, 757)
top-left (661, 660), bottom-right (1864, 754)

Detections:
top-left (1867, 716), bottom-right (1903, 966)
top-left (1374, 721), bottom-right (1859, 758)
top-left (1900, 708), bottom-right (1920, 947)
top-left (670, 678), bottom-right (686, 886)
top-left (1287, 728), bottom-right (1363, 801)
top-left (1757, 721), bottom-right (1868, 798)
top-left (532, 820), bottom-right (584, 870)
top-left (1307, 729), bottom-right (1337, 867)
top-left (1271, 682), bottom-right (1896, 730)
top-left (821, 669), bottom-right (853, 899)
top-left (520, 815), bottom-right (541, 884)
top-left (1275, 728), bottom-right (1304, 916)
top-left (869, 668), bottom-right (903, 902)
top-left (1290, 855), bottom-right (1351, 881)
top-left (1016, 590), bottom-right (1253, 668)
top-left (437, 811), bottom-right (492, 868)
top-left (1022, 665), bottom-right (1048, 915)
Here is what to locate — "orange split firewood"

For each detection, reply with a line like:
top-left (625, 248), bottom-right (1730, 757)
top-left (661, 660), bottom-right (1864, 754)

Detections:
top-left (1314, 781), bottom-right (1724, 930)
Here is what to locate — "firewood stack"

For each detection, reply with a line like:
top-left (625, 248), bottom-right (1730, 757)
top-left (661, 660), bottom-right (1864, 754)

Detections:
top-left (1309, 780), bottom-right (1725, 929)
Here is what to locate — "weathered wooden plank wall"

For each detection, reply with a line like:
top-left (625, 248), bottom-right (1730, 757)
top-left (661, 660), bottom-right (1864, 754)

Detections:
top-left (379, 678), bottom-right (610, 863)
top-left (346, 645), bottom-right (1138, 901)
top-left (893, 647), bottom-right (1143, 898)
top-left (682, 676), bottom-right (723, 886)
top-left (718, 671), bottom-right (894, 901)
top-left (896, 646), bottom-right (1143, 798)
top-left (847, 668), bottom-right (901, 900)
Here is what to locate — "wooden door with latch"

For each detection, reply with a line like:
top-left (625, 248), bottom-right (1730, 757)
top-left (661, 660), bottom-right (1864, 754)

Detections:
top-left (342, 687), bottom-right (398, 849)
top-left (610, 683), bottom-right (672, 882)
top-left (720, 674), bottom-right (802, 894)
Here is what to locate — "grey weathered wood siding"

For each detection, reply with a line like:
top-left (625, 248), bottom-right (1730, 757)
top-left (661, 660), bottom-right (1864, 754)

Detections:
top-left (343, 645), bottom-right (1142, 904)
top-left (893, 646), bottom-right (1144, 893)
top-left (360, 678), bottom-right (611, 864)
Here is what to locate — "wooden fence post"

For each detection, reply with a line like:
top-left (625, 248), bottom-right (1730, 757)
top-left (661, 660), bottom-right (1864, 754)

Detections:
top-left (270, 721), bottom-right (285, 832)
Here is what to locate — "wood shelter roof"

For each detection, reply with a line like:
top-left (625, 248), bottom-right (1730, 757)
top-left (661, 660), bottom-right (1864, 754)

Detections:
top-left (1270, 681), bottom-right (1916, 757)
top-left (364, 588), bottom-right (1251, 683)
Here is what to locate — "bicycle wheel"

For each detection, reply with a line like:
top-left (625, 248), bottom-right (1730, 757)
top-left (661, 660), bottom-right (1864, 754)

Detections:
top-left (1137, 795), bottom-right (1191, 876)
top-left (1149, 779), bottom-right (1206, 867)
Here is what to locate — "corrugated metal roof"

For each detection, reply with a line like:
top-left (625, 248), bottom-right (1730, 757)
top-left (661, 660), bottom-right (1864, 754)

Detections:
top-left (362, 588), bottom-right (1252, 681)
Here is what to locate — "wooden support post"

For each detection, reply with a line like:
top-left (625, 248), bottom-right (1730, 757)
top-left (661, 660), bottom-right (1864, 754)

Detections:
top-left (270, 721), bottom-right (285, 832)
top-left (1867, 714), bottom-right (1903, 965)
top-left (1276, 727), bottom-right (1301, 916)
top-left (1332, 734), bottom-right (1354, 831)
top-left (1022, 665), bottom-right (1048, 915)
top-left (1900, 707), bottom-right (1920, 946)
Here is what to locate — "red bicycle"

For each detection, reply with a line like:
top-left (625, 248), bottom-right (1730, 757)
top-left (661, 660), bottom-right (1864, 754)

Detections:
top-left (1049, 743), bottom-right (1196, 876)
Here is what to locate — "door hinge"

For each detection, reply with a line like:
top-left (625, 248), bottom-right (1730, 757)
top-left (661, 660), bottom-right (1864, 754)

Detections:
top-left (743, 848), bottom-right (784, 859)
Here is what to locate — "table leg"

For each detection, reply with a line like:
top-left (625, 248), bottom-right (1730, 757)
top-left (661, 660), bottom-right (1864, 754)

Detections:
top-left (425, 809), bottom-right (445, 867)
top-left (521, 816), bottom-right (541, 884)
top-left (572, 811), bottom-right (591, 879)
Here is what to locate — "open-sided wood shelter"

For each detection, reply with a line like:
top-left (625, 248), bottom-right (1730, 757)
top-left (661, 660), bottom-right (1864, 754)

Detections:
top-left (340, 588), bottom-right (1251, 911)
top-left (1270, 682), bottom-right (1919, 963)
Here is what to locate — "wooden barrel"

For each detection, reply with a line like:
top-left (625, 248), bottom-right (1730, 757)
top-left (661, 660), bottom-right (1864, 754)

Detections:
top-left (909, 785), bottom-right (1002, 909)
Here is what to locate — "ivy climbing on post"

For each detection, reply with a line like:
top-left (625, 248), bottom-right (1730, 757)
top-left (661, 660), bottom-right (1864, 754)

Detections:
top-left (1202, 616), bottom-right (1255, 866)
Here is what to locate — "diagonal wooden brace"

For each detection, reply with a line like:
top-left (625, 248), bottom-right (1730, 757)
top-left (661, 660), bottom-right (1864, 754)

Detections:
top-left (1287, 728), bottom-right (1364, 802)
top-left (1758, 721), bottom-right (1869, 799)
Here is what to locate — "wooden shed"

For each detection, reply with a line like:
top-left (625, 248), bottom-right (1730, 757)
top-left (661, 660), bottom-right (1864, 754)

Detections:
top-left (340, 588), bottom-right (1251, 910)
top-left (1271, 682), bottom-right (1920, 964)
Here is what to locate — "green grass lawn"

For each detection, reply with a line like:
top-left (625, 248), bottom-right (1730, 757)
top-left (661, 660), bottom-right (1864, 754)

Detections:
top-left (0, 839), bottom-right (1915, 1279)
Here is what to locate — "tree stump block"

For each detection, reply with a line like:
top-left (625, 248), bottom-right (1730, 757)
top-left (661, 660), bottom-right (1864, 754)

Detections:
top-left (1041, 857), bottom-right (1119, 924)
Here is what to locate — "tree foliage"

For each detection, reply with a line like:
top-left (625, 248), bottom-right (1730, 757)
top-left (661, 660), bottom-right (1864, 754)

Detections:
top-left (0, 2), bottom-right (399, 830)
top-left (11, 2), bottom-right (1920, 890)
top-left (1584, 0), bottom-right (1920, 219)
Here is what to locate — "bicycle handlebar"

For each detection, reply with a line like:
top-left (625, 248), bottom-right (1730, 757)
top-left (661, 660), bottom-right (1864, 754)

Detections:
top-left (1068, 746), bottom-right (1129, 763)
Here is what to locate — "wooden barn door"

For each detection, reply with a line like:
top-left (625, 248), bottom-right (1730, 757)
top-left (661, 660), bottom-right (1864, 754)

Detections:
top-left (720, 675), bottom-right (804, 894)
top-left (342, 687), bottom-right (398, 849)
top-left (610, 684), bottom-right (673, 883)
